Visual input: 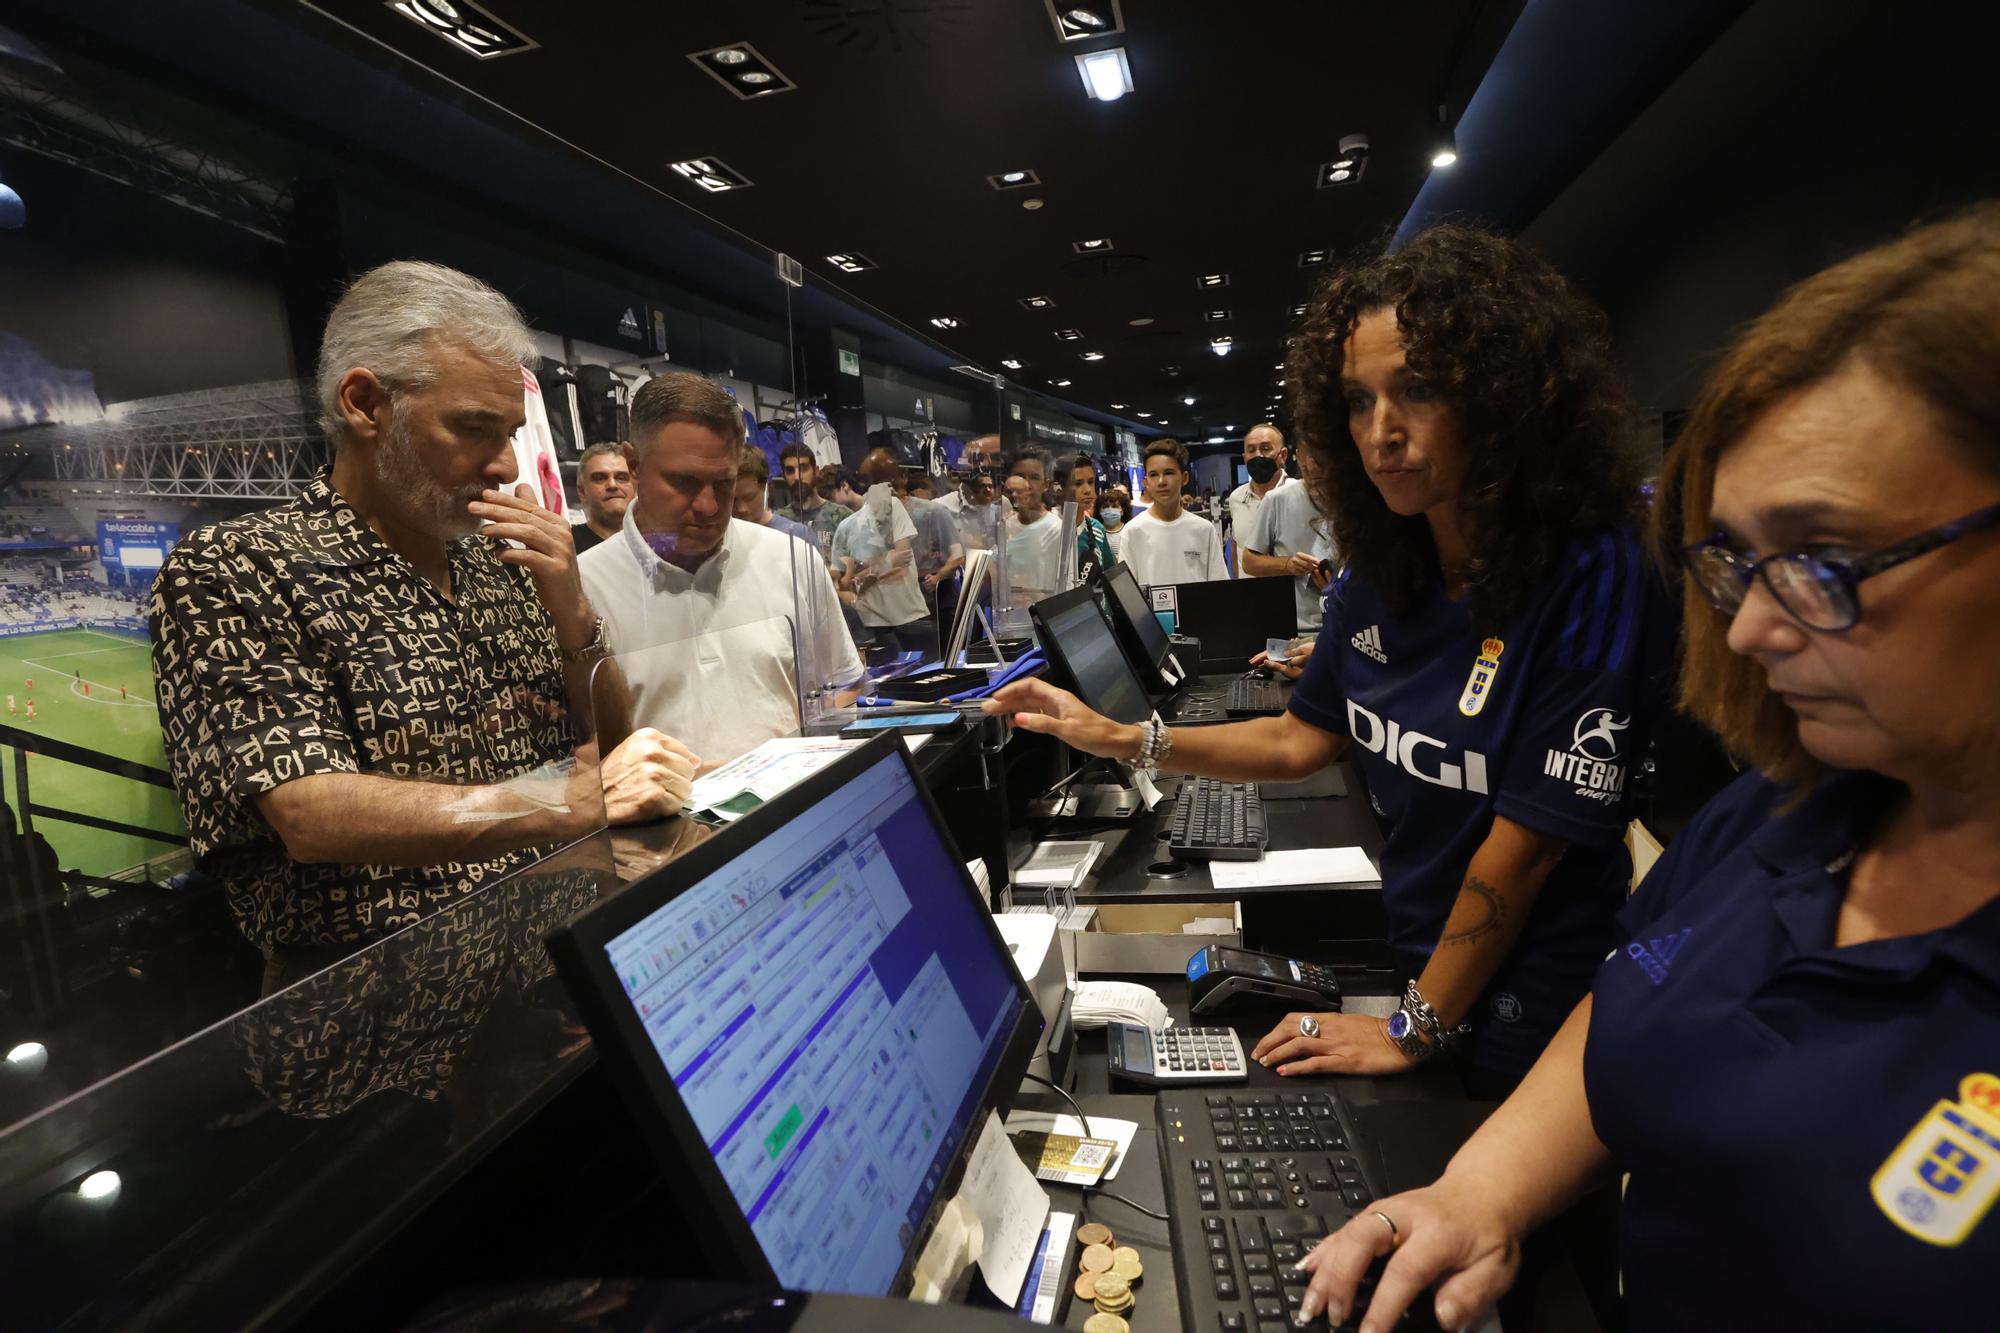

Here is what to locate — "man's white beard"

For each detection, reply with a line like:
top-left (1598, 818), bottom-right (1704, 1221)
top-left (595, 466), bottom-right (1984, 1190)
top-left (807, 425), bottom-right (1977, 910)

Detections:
top-left (379, 409), bottom-right (485, 539)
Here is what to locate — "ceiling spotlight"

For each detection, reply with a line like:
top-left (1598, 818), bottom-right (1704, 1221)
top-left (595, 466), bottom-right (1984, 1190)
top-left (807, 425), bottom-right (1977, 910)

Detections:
top-left (1298, 249), bottom-right (1329, 267)
top-left (669, 157), bottom-right (752, 192)
top-left (1198, 273), bottom-right (1230, 289)
top-left (1075, 47), bottom-right (1134, 103)
top-left (77, 1169), bottom-right (122, 1203)
top-left (1203, 310), bottom-right (1232, 323)
top-left (1182, 394), bottom-right (1196, 406)
top-left (1001, 358), bottom-right (1024, 370)
top-left (1289, 303), bottom-right (1309, 317)
top-left (1048, 1), bottom-right (1126, 43)
top-left (1003, 171), bottom-right (1027, 183)
top-left (1319, 133), bottom-right (1371, 187)
top-left (1022, 198), bottom-right (1046, 211)
top-left (1082, 351), bottom-right (1105, 361)
top-left (1072, 237), bottom-right (1115, 253)
top-left (1128, 317), bottom-right (1153, 327)
top-left (1054, 328), bottom-right (1083, 342)
top-left (1136, 411), bottom-right (1152, 418)
top-left (391, 0), bottom-right (535, 58)
top-left (987, 169), bottom-right (1042, 190)
top-left (824, 252), bottom-right (877, 273)
top-left (931, 316), bottom-right (960, 329)
top-left (1053, 379), bottom-right (1074, 387)
top-left (1018, 295), bottom-right (1056, 310)
top-left (688, 42), bottom-right (795, 98)
top-left (1431, 103), bottom-right (1458, 168)
top-left (1110, 402), bottom-right (1127, 409)
top-left (1209, 336), bottom-right (1233, 357)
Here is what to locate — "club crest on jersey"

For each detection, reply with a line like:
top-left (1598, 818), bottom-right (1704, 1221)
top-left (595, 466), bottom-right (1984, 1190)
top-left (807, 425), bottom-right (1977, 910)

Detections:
top-left (1458, 638), bottom-right (1505, 717)
top-left (1871, 1072), bottom-right (2000, 1247)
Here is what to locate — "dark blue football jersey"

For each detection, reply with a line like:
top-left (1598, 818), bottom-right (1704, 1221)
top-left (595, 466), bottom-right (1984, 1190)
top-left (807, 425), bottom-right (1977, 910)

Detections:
top-left (1288, 530), bottom-right (1667, 1075)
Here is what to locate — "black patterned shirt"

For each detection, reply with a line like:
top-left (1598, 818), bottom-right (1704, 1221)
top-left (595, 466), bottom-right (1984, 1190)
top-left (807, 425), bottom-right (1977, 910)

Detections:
top-left (150, 472), bottom-right (579, 948)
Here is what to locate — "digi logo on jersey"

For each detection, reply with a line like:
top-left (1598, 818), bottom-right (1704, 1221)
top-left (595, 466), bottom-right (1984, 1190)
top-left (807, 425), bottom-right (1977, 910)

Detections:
top-left (1345, 700), bottom-right (1490, 793)
top-left (1544, 707), bottom-right (1630, 802)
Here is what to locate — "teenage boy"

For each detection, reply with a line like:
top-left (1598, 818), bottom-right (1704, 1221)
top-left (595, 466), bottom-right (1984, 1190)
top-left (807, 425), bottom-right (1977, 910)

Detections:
top-left (1118, 438), bottom-right (1226, 587)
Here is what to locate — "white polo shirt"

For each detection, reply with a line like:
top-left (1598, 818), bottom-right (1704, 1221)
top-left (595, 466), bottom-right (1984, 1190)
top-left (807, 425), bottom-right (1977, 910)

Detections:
top-left (1227, 472), bottom-right (1291, 543)
top-left (579, 510), bottom-right (861, 766)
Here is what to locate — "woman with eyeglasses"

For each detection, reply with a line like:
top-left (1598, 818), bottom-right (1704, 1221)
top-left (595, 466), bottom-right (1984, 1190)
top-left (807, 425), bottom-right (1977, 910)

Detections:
top-left (1294, 207), bottom-right (2000, 1333)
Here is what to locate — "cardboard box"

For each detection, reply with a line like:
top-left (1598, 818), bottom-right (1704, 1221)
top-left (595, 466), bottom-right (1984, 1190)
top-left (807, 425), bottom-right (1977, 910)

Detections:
top-left (1071, 901), bottom-right (1244, 975)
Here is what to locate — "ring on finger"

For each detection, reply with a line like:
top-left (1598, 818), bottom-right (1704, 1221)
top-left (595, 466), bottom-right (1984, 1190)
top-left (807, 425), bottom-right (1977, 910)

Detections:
top-left (1298, 1015), bottom-right (1320, 1039)
top-left (1370, 1210), bottom-right (1399, 1245)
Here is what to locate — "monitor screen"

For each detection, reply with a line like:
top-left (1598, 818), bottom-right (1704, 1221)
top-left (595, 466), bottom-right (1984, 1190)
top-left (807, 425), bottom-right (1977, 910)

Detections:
top-left (1036, 587), bottom-right (1153, 725)
top-left (1100, 562), bottom-right (1171, 670)
top-left (596, 750), bottom-right (1025, 1295)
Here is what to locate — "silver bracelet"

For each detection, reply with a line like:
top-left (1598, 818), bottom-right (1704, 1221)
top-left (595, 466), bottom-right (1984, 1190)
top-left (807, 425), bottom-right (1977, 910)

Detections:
top-left (1133, 714), bottom-right (1174, 771)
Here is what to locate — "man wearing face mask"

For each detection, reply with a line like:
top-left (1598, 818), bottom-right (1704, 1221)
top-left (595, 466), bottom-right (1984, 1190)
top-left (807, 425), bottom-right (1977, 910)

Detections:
top-left (832, 451), bottom-right (935, 658)
top-left (1226, 423), bottom-right (1293, 576)
top-left (580, 372), bottom-right (860, 766)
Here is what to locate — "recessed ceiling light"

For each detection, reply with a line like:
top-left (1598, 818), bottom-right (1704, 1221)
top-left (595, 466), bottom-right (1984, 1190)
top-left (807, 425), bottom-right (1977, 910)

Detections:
top-left (669, 157), bottom-right (752, 192)
top-left (1054, 328), bottom-right (1083, 341)
top-left (1018, 295), bottom-right (1056, 310)
top-left (1289, 303), bottom-right (1309, 317)
top-left (1432, 148), bottom-right (1459, 168)
top-left (931, 316), bottom-right (960, 329)
top-left (1082, 351), bottom-right (1105, 361)
top-left (391, 0), bottom-right (535, 58)
top-left (987, 169), bottom-right (1042, 190)
top-left (1022, 198), bottom-right (1045, 210)
top-left (1136, 411), bottom-right (1152, 418)
top-left (1203, 310), bottom-right (1232, 323)
top-left (1209, 336), bottom-right (1233, 357)
top-left (1047, 1), bottom-right (1125, 42)
top-left (1198, 273), bottom-right (1230, 289)
top-left (1072, 237), bottom-right (1114, 253)
top-left (1075, 47), bottom-right (1133, 102)
top-left (1110, 402), bottom-right (1127, 409)
top-left (824, 252), bottom-right (878, 273)
top-left (688, 41), bottom-right (795, 99)
top-left (1053, 379), bottom-right (1073, 387)
top-left (1329, 168), bottom-right (1352, 183)
top-left (1003, 171), bottom-right (1027, 183)
top-left (1274, 362), bottom-right (1284, 370)
top-left (1182, 394), bottom-right (1196, 405)
top-left (1128, 317), bottom-right (1153, 327)
top-left (1001, 358), bottom-right (1024, 370)
top-left (1298, 249), bottom-right (1329, 267)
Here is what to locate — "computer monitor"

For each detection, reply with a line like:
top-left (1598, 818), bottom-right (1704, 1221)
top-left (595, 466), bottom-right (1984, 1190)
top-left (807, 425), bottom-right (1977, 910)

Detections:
top-left (1028, 583), bottom-right (1154, 726)
top-left (1173, 575), bottom-right (1298, 671)
top-left (1096, 561), bottom-right (1185, 695)
top-left (545, 736), bottom-right (1041, 1297)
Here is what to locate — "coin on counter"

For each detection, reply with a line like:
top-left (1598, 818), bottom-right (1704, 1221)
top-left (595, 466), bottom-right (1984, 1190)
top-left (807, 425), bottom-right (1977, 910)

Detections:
top-left (1072, 1271), bottom-right (1102, 1301)
top-left (1076, 1222), bottom-right (1115, 1248)
top-left (1110, 1254), bottom-right (1144, 1283)
top-left (1082, 1315), bottom-right (1130, 1333)
top-left (1094, 1294), bottom-right (1135, 1317)
top-left (1079, 1243), bottom-right (1115, 1273)
top-left (1091, 1275), bottom-right (1131, 1304)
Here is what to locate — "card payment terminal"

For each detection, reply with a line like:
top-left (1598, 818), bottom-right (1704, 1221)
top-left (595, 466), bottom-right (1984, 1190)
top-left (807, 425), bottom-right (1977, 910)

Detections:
top-left (1186, 945), bottom-right (1344, 1015)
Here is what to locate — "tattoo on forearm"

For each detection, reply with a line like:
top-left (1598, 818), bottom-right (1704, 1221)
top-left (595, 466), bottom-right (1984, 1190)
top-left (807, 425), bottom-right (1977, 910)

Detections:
top-left (1439, 875), bottom-right (1506, 946)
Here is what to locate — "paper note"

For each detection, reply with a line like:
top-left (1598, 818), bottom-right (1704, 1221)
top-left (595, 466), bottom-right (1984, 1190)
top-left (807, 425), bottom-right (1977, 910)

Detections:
top-left (1005, 1111), bottom-right (1140, 1182)
top-left (1206, 846), bottom-right (1379, 890)
top-left (958, 1108), bottom-right (1051, 1304)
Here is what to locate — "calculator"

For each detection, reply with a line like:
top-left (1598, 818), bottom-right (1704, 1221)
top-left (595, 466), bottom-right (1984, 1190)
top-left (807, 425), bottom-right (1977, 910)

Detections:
top-left (1105, 1022), bottom-right (1249, 1086)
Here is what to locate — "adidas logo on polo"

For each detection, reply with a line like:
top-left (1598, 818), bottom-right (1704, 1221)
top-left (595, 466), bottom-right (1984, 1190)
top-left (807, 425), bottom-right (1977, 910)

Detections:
top-left (1351, 624), bottom-right (1387, 663)
top-left (1626, 928), bottom-right (1692, 986)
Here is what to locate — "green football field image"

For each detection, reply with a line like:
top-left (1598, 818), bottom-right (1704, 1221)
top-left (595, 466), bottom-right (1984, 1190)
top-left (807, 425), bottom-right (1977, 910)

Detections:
top-left (0, 627), bottom-right (186, 878)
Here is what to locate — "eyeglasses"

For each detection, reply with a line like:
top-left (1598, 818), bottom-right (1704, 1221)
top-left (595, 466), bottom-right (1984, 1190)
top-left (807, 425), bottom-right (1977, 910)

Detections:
top-left (1681, 501), bottom-right (2000, 631)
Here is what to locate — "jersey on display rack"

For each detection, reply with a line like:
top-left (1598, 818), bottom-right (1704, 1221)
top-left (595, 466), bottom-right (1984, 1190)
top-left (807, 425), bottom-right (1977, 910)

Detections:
top-left (513, 366), bottom-right (569, 515)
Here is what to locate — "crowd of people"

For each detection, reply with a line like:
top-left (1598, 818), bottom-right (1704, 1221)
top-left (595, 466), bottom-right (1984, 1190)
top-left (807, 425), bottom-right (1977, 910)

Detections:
top-left (143, 203), bottom-right (2000, 1327)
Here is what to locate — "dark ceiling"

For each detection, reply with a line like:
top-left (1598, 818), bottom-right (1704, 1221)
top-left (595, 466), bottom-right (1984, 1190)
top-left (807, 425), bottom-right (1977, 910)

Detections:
top-left (291, 0), bottom-right (1522, 440)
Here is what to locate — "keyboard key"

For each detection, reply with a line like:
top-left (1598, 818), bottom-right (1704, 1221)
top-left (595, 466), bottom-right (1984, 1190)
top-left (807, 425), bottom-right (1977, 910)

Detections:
top-left (1256, 1189), bottom-right (1284, 1208)
top-left (1243, 1252), bottom-right (1272, 1274)
top-left (1248, 1274), bottom-right (1277, 1298)
top-left (1218, 1314), bottom-right (1246, 1332)
top-left (1202, 1216), bottom-right (1226, 1235)
top-left (1253, 1297), bottom-right (1285, 1320)
top-left (1199, 1190), bottom-right (1219, 1209)
top-left (1233, 1215), bottom-right (1269, 1252)
top-left (1212, 1253), bottom-right (1234, 1275)
top-left (1215, 1275), bottom-right (1239, 1302)
top-left (1228, 1189), bottom-right (1254, 1208)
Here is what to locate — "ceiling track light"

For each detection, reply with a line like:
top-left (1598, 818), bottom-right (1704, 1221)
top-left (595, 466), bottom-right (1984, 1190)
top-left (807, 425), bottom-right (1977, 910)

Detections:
top-left (1001, 359), bottom-right (1025, 370)
top-left (389, 0), bottom-right (536, 58)
top-left (1197, 273), bottom-right (1230, 289)
top-left (1209, 337), bottom-right (1233, 357)
top-left (687, 42), bottom-right (797, 99)
top-left (669, 157), bottom-right (752, 192)
top-left (1081, 351), bottom-right (1105, 361)
top-left (1071, 237), bottom-right (1114, 254)
top-left (930, 316), bottom-right (961, 329)
top-left (1046, 0), bottom-right (1125, 41)
top-left (1018, 295), bottom-right (1056, 310)
top-left (1431, 103), bottom-right (1458, 168)
top-left (1298, 249), bottom-right (1329, 267)
top-left (1075, 47), bottom-right (1133, 102)
top-left (987, 169), bottom-right (1041, 190)
top-left (1054, 328), bottom-right (1083, 342)
top-left (824, 252), bottom-right (877, 273)
top-left (1203, 310), bottom-right (1232, 323)
top-left (1319, 132), bottom-right (1371, 187)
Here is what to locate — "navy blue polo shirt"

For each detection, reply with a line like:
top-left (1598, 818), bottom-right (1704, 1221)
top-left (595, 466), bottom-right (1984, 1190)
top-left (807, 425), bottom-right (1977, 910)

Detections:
top-left (1287, 531), bottom-right (1662, 1075)
top-left (1585, 770), bottom-right (2000, 1328)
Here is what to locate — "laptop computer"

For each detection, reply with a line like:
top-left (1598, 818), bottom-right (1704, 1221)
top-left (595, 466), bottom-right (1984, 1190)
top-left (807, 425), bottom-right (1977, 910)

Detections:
top-left (544, 736), bottom-right (1043, 1297)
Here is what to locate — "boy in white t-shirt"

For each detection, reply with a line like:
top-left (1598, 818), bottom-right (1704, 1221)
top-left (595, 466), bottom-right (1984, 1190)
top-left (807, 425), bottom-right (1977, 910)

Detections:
top-left (1118, 438), bottom-right (1227, 587)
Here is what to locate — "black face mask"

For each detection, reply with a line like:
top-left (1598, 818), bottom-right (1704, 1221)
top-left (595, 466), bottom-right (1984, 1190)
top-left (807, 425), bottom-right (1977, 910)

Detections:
top-left (1245, 456), bottom-right (1281, 485)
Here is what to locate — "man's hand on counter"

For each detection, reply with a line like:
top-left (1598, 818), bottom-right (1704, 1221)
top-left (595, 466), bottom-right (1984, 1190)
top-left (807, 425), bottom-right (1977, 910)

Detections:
top-left (1250, 1011), bottom-right (1418, 1077)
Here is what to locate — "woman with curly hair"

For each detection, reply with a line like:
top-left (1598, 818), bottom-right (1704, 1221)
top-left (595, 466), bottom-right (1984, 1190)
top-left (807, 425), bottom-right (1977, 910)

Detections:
top-left (986, 224), bottom-right (1668, 1090)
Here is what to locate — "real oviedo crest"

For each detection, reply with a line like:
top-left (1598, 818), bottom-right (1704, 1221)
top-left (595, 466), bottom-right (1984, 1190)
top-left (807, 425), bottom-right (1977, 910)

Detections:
top-left (1871, 1071), bottom-right (2000, 1246)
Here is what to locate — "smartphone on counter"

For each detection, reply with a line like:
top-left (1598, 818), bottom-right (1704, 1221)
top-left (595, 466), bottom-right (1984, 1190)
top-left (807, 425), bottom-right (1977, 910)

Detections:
top-left (836, 711), bottom-right (967, 739)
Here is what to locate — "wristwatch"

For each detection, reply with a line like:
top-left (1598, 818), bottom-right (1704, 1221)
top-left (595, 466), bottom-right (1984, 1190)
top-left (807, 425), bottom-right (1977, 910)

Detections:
top-left (560, 615), bottom-right (609, 665)
top-left (1386, 980), bottom-right (1470, 1063)
top-left (1384, 1006), bottom-right (1437, 1062)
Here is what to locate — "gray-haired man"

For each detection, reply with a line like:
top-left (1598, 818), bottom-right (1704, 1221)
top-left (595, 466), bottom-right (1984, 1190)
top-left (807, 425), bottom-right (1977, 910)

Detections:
top-left (152, 260), bottom-right (696, 960)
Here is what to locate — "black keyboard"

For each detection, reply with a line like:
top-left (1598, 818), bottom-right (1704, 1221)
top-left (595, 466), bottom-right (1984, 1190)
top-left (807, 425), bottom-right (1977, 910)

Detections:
top-left (1159, 1089), bottom-right (1439, 1333)
top-left (1224, 675), bottom-right (1287, 716)
top-left (1167, 778), bottom-right (1268, 861)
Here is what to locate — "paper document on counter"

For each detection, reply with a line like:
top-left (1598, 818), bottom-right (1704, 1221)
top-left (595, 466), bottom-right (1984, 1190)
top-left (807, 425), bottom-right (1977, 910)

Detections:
top-left (684, 733), bottom-right (928, 820)
top-left (959, 1108), bottom-right (1051, 1304)
top-left (1207, 846), bottom-right (1378, 889)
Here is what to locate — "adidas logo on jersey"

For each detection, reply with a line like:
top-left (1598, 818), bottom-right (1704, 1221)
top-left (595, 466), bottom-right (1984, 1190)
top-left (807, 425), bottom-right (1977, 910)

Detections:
top-left (1351, 624), bottom-right (1387, 662)
top-left (1626, 928), bottom-right (1692, 986)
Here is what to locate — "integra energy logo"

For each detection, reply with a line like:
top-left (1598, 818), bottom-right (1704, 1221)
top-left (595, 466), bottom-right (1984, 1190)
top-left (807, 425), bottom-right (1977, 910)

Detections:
top-left (1545, 708), bottom-right (1630, 803)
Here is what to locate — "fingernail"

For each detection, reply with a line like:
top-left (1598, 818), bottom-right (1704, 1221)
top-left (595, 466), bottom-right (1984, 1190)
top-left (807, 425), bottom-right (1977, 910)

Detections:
top-left (1297, 1296), bottom-right (1318, 1322)
top-left (1436, 1302), bottom-right (1461, 1331)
